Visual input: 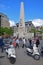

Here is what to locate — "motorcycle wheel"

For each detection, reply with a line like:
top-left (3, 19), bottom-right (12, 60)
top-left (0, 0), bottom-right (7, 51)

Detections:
top-left (9, 57), bottom-right (16, 64)
top-left (33, 54), bottom-right (40, 60)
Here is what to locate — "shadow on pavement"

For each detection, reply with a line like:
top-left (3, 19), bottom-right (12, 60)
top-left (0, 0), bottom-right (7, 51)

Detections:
top-left (0, 56), bottom-right (5, 58)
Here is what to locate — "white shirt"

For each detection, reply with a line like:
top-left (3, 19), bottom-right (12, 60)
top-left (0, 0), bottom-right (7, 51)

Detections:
top-left (23, 39), bottom-right (25, 44)
top-left (16, 39), bottom-right (19, 44)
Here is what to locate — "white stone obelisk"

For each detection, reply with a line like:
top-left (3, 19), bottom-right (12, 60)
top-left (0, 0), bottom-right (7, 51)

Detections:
top-left (19, 2), bottom-right (25, 38)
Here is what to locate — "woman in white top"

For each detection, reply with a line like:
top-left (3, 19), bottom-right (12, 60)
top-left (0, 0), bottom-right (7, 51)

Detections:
top-left (16, 38), bottom-right (19, 48)
top-left (22, 37), bottom-right (26, 48)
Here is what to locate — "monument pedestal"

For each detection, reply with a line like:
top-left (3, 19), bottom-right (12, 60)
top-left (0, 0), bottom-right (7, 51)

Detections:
top-left (18, 26), bottom-right (25, 38)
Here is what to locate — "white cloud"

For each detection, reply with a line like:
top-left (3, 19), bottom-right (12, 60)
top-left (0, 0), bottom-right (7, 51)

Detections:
top-left (32, 19), bottom-right (43, 27)
top-left (9, 20), bottom-right (16, 27)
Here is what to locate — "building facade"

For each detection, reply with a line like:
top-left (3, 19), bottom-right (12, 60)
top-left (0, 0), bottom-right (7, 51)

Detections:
top-left (0, 12), bottom-right (10, 28)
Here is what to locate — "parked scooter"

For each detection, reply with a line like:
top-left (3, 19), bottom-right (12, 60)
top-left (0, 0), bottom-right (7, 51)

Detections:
top-left (26, 44), bottom-right (40, 60)
top-left (6, 45), bottom-right (16, 64)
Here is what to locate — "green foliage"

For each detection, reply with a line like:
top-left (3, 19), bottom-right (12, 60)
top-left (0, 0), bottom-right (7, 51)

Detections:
top-left (31, 27), bottom-right (43, 37)
top-left (40, 27), bottom-right (43, 33)
top-left (0, 27), bottom-right (13, 35)
top-left (0, 27), bottom-right (4, 35)
top-left (31, 28), bottom-right (36, 33)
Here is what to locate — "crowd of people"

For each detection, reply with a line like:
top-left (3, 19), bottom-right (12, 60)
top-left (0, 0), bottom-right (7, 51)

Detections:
top-left (0, 35), bottom-right (40, 53)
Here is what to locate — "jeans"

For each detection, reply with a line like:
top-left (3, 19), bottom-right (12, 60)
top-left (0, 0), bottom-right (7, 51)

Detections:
top-left (16, 43), bottom-right (19, 48)
top-left (0, 45), bottom-right (4, 52)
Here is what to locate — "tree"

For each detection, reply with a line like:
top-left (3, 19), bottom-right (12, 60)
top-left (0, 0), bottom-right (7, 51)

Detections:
top-left (4, 27), bottom-right (13, 35)
top-left (40, 27), bottom-right (43, 33)
top-left (0, 27), bottom-right (4, 35)
top-left (31, 27), bottom-right (36, 37)
top-left (0, 27), bottom-right (13, 36)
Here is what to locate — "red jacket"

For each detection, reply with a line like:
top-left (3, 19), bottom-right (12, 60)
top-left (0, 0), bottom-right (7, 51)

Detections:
top-left (12, 41), bottom-right (16, 47)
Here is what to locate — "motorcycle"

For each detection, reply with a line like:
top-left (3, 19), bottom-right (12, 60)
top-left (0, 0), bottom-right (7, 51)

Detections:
top-left (6, 45), bottom-right (16, 64)
top-left (26, 44), bottom-right (40, 60)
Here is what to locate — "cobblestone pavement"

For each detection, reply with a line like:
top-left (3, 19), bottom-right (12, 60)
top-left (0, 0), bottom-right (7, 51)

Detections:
top-left (0, 46), bottom-right (43, 65)
top-left (0, 40), bottom-right (43, 65)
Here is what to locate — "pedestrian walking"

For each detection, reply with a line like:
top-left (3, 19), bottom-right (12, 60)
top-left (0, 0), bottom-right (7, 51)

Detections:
top-left (34, 36), bottom-right (40, 47)
top-left (29, 38), bottom-right (32, 47)
top-left (22, 37), bottom-right (26, 48)
top-left (12, 37), bottom-right (16, 48)
top-left (16, 37), bottom-right (19, 48)
top-left (0, 35), bottom-right (4, 52)
top-left (36, 37), bottom-right (40, 47)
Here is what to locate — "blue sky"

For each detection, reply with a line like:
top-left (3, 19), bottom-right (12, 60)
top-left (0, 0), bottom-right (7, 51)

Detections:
top-left (0, 0), bottom-right (43, 23)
